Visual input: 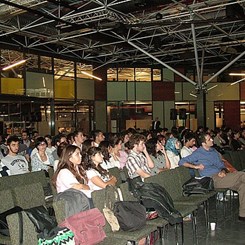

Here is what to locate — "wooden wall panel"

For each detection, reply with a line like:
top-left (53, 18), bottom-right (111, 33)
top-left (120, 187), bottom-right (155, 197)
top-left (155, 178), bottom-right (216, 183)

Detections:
top-left (240, 82), bottom-right (245, 100)
top-left (152, 82), bottom-right (174, 101)
top-left (174, 67), bottom-right (185, 82)
top-left (223, 100), bottom-right (240, 130)
top-left (94, 67), bottom-right (107, 100)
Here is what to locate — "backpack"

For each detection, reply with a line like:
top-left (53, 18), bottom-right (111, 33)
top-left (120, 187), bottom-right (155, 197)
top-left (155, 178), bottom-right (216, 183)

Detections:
top-left (114, 201), bottom-right (146, 231)
top-left (132, 182), bottom-right (182, 225)
top-left (182, 177), bottom-right (214, 196)
top-left (54, 188), bottom-right (93, 219)
top-left (60, 208), bottom-right (106, 245)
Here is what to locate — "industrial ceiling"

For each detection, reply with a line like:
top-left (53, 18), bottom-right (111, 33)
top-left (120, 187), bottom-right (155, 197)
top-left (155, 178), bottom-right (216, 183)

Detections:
top-left (0, 0), bottom-right (245, 73)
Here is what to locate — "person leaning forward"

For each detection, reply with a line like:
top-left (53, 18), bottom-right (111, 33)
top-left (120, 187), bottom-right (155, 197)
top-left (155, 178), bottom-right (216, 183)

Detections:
top-left (178, 132), bottom-right (245, 222)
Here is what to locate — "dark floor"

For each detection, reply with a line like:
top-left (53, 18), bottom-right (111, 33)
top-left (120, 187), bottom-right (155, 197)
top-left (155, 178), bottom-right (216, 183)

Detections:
top-left (160, 194), bottom-right (245, 245)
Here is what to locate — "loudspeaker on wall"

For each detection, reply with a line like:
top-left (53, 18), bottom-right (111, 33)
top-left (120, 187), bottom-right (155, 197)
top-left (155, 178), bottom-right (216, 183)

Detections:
top-left (179, 108), bottom-right (187, 120)
top-left (170, 109), bottom-right (177, 120)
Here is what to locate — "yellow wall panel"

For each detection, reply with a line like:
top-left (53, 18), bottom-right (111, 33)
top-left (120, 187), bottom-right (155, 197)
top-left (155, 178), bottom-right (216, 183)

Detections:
top-left (1, 78), bottom-right (24, 95)
top-left (55, 79), bottom-right (74, 99)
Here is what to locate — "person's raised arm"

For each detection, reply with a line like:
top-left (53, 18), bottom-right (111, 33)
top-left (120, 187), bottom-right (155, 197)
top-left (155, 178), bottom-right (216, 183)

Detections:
top-left (143, 145), bottom-right (154, 169)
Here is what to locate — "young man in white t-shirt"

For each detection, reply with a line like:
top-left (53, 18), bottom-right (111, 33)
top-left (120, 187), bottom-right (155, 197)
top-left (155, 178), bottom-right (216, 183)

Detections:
top-left (1, 136), bottom-right (29, 175)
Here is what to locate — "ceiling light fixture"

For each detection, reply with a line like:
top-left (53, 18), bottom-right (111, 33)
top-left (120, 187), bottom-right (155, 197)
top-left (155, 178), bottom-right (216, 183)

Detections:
top-left (81, 71), bottom-right (102, 81)
top-left (229, 73), bottom-right (245, 76)
top-left (190, 93), bottom-right (197, 98)
top-left (230, 77), bottom-right (245, 86)
top-left (207, 84), bottom-right (218, 91)
top-left (2, 59), bottom-right (27, 71)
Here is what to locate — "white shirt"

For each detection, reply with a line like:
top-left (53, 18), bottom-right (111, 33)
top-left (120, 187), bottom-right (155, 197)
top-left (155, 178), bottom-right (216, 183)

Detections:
top-left (56, 168), bottom-right (92, 198)
top-left (86, 168), bottom-right (110, 191)
top-left (180, 146), bottom-right (194, 158)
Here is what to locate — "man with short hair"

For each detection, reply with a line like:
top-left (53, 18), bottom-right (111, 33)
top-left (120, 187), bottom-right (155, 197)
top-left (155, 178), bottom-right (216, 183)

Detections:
top-left (180, 132), bottom-right (196, 158)
top-left (1, 136), bottom-right (29, 175)
top-left (179, 132), bottom-right (245, 222)
top-left (72, 130), bottom-right (85, 151)
top-left (126, 134), bottom-right (154, 179)
top-left (21, 130), bottom-right (31, 148)
top-left (92, 130), bottom-right (105, 147)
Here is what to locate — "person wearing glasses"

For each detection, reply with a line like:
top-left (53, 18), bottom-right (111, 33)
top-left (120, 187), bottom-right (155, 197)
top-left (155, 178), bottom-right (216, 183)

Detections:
top-left (31, 137), bottom-right (54, 172)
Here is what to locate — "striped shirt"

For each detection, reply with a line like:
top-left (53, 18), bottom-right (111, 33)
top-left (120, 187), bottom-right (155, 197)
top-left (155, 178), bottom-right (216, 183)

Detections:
top-left (126, 150), bottom-right (151, 179)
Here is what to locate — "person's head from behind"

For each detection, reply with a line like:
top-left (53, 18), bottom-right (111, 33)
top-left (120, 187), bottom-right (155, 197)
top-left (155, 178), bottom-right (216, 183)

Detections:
top-left (7, 135), bottom-right (20, 155)
top-left (54, 134), bottom-right (67, 147)
top-left (82, 139), bottom-right (95, 155)
top-left (127, 134), bottom-right (146, 153)
top-left (57, 142), bottom-right (68, 158)
top-left (67, 133), bottom-right (74, 144)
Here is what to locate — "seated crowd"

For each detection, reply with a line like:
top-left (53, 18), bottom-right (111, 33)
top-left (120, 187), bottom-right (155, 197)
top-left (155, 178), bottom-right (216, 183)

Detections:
top-left (0, 125), bottom-right (245, 222)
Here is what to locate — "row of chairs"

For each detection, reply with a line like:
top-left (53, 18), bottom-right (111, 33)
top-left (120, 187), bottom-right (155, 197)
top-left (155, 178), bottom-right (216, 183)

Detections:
top-left (223, 150), bottom-right (245, 171)
top-left (0, 183), bottom-right (45, 244)
top-left (105, 166), bottom-right (219, 244)
top-left (0, 165), bottom-right (230, 245)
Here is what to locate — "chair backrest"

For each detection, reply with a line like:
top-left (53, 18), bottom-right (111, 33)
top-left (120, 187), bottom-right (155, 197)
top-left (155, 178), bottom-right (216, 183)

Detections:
top-left (7, 212), bottom-right (38, 245)
top-left (119, 182), bottom-right (138, 202)
top-left (144, 169), bottom-right (181, 201)
top-left (229, 151), bottom-right (243, 170)
top-left (53, 199), bottom-right (66, 224)
top-left (238, 150), bottom-right (245, 170)
top-left (91, 186), bottom-right (118, 232)
top-left (0, 171), bottom-right (48, 192)
top-left (0, 189), bottom-right (15, 213)
top-left (108, 167), bottom-right (122, 186)
top-left (175, 166), bottom-right (191, 186)
top-left (12, 182), bottom-right (46, 209)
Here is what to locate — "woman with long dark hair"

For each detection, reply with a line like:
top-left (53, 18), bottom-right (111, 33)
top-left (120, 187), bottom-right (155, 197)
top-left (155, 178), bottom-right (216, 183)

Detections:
top-left (145, 138), bottom-right (170, 175)
top-left (52, 145), bottom-right (91, 197)
top-left (83, 147), bottom-right (117, 190)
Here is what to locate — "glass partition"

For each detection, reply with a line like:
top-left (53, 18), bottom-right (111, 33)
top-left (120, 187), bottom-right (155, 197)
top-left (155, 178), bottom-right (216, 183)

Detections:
top-left (107, 101), bottom-right (152, 132)
top-left (26, 72), bottom-right (54, 98)
top-left (153, 69), bottom-right (161, 81)
top-left (118, 68), bottom-right (134, 81)
top-left (107, 68), bottom-right (117, 81)
top-left (135, 68), bottom-right (151, 81)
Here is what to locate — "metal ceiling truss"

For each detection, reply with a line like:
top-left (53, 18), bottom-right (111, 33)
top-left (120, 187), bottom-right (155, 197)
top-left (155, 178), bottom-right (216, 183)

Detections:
top-left (0, 0), bottom-right (244, 71)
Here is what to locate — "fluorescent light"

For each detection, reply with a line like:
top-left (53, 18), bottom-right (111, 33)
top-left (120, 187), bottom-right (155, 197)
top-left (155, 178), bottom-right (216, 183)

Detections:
top-left (207, 85), bottom-right (218, 91)
top-left (2, 59), bottom-right (27, 71)
top-left (81, 71), bottom-right (102, 81)
top-left (229, 73), bottom-right (245, 76)
top-left (42, 77), bottom-right (46, 88)
top-left (190, 93), bottom-right (197, 98)
top-left (174, 91), bottom-right (180, 94)
top-left (230, 77), bottom-right (245, 86)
